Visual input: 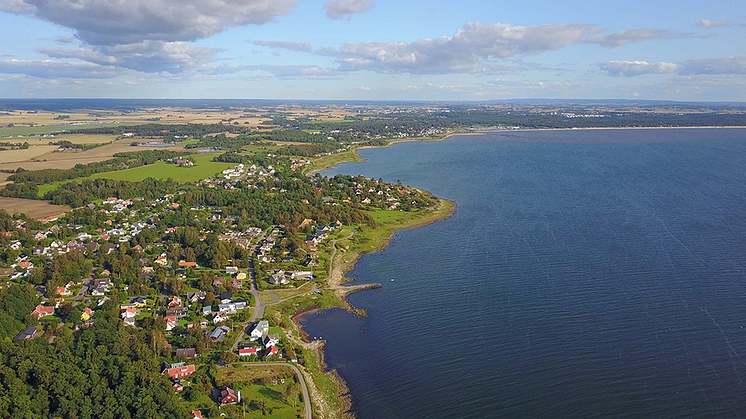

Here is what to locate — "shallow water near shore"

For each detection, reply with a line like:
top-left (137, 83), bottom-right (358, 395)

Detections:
top-left (303, 128), bottom-right (746, 419)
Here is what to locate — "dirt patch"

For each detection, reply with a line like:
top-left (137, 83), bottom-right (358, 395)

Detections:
top-left (0, 196), bottom-right (71, 219)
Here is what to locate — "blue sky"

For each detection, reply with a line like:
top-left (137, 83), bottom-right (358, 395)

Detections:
top-left (0, 0), bottom-right (744, 100)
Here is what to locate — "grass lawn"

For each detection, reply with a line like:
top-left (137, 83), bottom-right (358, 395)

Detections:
top-left (368, 208), bottom-right (411, 224)
top-left (37, 152), bottom-right (234, 196)
top-left (258, 294), bottom-right (275, 302)
top-left (304, 149), bottom-right (364, 174)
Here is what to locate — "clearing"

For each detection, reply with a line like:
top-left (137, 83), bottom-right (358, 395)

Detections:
top-left (0, 196), bottom-right (71, 219)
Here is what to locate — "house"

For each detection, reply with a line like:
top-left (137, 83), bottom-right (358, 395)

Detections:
top-left (178, 260), bottom-right (197, 268)
top-left (202, 306), bottom-right (212, 315)
top-left (208, 325), bottom-right (230, 341)
top-left (225, 266), bottom-right (239, 274)
top-left (219, 292), bottom-right (232, 303)
top-left (174, 307), bottom-right (188, 318)
top-left (187, 291), bottom-right (206, 302)
top-left (250, 320), bottom-right (269, 341)
top-left (264, 345), bottom-right (279, 358)
top-left (218, 303), bottom-right (237, 314)
top-left (213, 312), bottom-right (229, 323)
top-left (91, 287), bottom-right (107, 296)
top-left (168, 295), bottom-right (182, 308)
top-left (191, 411), bottom-right (203, 419)
top-left (130, 296), bottom-right (147, 307)
top-left (81, 308), bottom-right (93, 321)
top-left (212, 277), bottom-right (225, 287)
top-left (263, 333), bottom-right (280, 348)
top-left (164, 364), bottom-right (195, 379)
top-left (121, 306), bottom-right (137, 319)
top-left (55, 286), bottom-right (72, 296)
top-left (219, 387), bottom-right (241, 406)
top-left (235, 272), bottom-right (247, 280)
top-left (165, 315), bottom-right (177, 331)
top-left (233, 299), bottom-right (247, 310)
top-left (14, 326), bottom-right (38, 341)
top-left (267, 272), bottom-right (290, 285)
top-left (238, 347), bottom-right (258, 357)
top-left (176, 348), bottom-right (197, 359)
top-left (31, 305), bottom-right (54, 319)
top-left (93, 278), bottom-right (111, 289)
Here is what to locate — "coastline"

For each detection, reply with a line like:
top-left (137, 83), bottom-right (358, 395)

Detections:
top-left (278, 141), bottom-right (457, 418)
top-left (285, 196), bottom-right (456, 419)
top-left (280, 123), bottom-right (743, 418)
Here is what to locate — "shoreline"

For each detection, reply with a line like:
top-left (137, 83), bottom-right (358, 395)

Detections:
top-left (293, 141), bottom-right (457, 418)
top-left (288, 197), bottom-right (456, 418)
top-left (307, 125), bottom-right (746, 176)
top-left (285, 123), bottom-right (743, 418)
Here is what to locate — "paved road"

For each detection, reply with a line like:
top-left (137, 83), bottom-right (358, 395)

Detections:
top-left (236, 362), bottom-right (312, 419)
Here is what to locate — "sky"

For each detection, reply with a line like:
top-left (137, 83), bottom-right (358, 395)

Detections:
top-left (0, 0), bottom-right (744, 101)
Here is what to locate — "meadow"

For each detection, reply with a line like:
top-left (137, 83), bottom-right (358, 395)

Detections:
top-left (36, 152), bottom-right (234, 196)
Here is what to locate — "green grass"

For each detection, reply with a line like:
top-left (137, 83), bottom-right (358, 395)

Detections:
top-left (304, 149), bottom-right (364, 174)
top-left (37, 152), bottom-right (235, 196)
top-left (0, 122), bottom-right (146, 137)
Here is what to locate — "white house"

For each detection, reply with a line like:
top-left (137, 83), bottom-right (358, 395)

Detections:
top-left (250, 320), bottom-right (269, 341)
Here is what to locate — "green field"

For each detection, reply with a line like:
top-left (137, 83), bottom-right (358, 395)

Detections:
top-left (0, 122), bottom-right (145, 137)
top-left (37, 152), bottom-right (235, 196)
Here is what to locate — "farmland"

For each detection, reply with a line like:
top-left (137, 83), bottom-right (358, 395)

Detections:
top-left (0, 139), bottom-right (184, 173)
top-left (0, 196), bottom-right (71, 218)
top-left (36, 152), bottom-right (234, 196)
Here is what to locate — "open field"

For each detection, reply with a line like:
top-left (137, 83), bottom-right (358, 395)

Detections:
top-left (0, 122), bottom-right (136, 137)
top-left (20, 133), bottom-right (118, 146)
top-left (0, 146), bottom-right (59, 164)
top-left (36, 152), bottom-right (233, 195)
top-left (1, 108), bottom-right (273, 130)
top-left (0, 139), bottom-right (184, 173)
top-left (0, 196), bottom-right (71, 218)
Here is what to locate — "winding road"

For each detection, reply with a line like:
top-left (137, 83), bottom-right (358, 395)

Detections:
top-left (236, 362), bottom-right (312, 419)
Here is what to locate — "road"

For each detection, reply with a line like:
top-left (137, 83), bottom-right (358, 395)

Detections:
top-left (236, 362), bottom-right (312, 419)
top-left (328, 228), bottom-right (357, 279)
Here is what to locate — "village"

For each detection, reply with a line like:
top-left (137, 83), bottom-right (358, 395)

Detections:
top-left (0, 152), bottom-right (436, 417)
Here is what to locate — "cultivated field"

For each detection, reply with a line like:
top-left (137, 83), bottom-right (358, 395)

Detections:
top-left (0, 139), bottom-right (185, 172)
top-left (0, 196), bottom-right (71, 218)
top-left (0, 146), bottom-right (59, 164)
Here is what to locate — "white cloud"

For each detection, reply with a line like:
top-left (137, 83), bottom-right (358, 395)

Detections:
top-left (679, 57), bottom-right (746, 75)
top-left (698, 19), bottom-right (729, 28)
top-left (1, 0), bottom-right (299, 46)
top-left (323, 22), bottom-right (674, 75)
top-left (39, 41), bottom-right (220, 73)
top-left (324, 0), bottom-right (373, 20)
top-left (599, 57), bottom-right (746, 77)
top-left (599, 60), bottom-right (678, 76)
top-left (589, 29), bottom-right (678, 47)
top-left (0, 59), bottom-right (119, 78)
top-left (248, 65), bottom-right (339, 79)
top-left (253, 40), bottom-right (313, 52)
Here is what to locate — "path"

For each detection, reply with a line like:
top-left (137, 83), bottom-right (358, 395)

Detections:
top-left (328, 228), bottom-right (357, 280)
top-left (236, 362), bottom-right (312, 419)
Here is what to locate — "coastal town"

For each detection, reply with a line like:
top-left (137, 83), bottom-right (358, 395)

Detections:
top-left (0, 133), bottom-right (449, 419)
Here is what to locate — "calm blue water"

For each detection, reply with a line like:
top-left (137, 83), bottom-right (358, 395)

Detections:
top-left (303, 129), bottom-right (746, 419)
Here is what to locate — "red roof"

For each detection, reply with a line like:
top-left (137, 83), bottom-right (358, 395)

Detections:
top-left (165, 364), bottom-right (195, 379)
top-left (239, 348), bottom-right (258, 356)
top-left (17, 262), bottom-right (31, 269)
top-left (178, 261), bottom-right (197, 267)
top-left (32, 305), bottom-right (54, 318)
top-left (191, 411), bottom-right (203, 419)
top-left (266, 345), bottom-right (279, 355)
